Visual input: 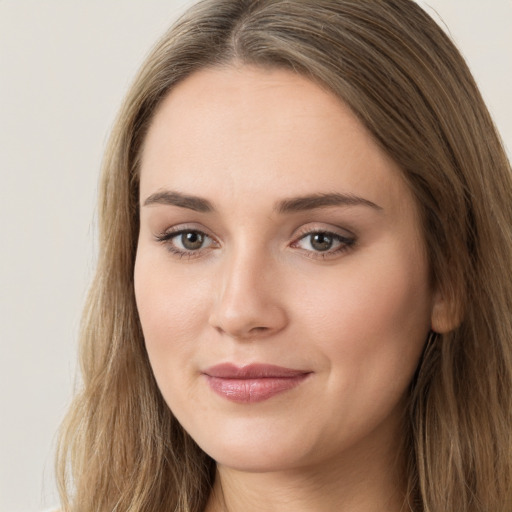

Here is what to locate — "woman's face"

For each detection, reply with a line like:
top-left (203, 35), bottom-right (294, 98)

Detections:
top-left (135, 65), bottom-right (439, 472)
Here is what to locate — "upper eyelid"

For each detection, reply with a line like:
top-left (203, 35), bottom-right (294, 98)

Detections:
top-left (291, 230), bottom-right (355, 248)
top-left (292, 223), bottom-right (355, 240)
top-left (156, 225), bottom-right (351, 236)
top-left (156, 224), bottom-right (216, 239)
top-left (156, 230), bottom-right (219, 250)
top-left (153, 223), bottom-right (356, 245)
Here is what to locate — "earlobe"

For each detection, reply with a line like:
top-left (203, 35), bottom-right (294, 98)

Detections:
top-left (430, 289), bottom-right (462, 334)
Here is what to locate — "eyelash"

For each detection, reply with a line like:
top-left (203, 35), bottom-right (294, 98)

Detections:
top-left (154, 228), bottom-right (218, 260)
top-left (291, 229), bottom-right (356, 260)
top-left (154, 227), bottom-right (356, 260)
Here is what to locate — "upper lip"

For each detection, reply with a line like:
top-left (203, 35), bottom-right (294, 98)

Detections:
top-left (203, 363), bottom-right (311, 379)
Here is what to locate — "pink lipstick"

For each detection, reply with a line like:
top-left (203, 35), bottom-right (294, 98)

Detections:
top-left (203, 363), bottom-right (311, 403)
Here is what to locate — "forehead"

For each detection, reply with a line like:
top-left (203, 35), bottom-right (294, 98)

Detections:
top-left (139, 65), bottom-right (415, 217)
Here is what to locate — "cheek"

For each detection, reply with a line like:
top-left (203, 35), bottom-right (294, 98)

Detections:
top-left (133, 251), bottom-right (212, 378)
top-left (295, 244), bottom-right (432, 380)
top-left (283, 248), bottom-right (432, 451)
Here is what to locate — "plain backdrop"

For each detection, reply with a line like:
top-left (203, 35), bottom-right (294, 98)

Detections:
top-left (0, 1), bottom-right (510, 511)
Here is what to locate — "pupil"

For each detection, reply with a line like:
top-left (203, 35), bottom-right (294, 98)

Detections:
top-left (311, 233), bottom-right (333, 251)
top-left (182, 232), bottom-right (204, 250)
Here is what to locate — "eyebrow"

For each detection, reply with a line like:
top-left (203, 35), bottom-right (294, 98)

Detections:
top-left (276, 192), bottom-right (382, 213)
top-left (142, 190), bottom-right (382, 213)
top-left (143, 190), bottom-right (213, 212)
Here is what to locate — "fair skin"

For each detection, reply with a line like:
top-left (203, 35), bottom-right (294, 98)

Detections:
top-left (134, 65), bottom-right (448, 512)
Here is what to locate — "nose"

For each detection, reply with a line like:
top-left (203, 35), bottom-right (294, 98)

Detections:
top-left (208, 248), bottom-right (288, 340)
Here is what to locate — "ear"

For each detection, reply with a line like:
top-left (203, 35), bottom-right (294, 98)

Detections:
top-left (431, 287), bottom-right (462, 333)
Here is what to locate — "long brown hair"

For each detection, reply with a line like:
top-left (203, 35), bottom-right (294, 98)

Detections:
top-left (56, 1), bottom-right (512, 510)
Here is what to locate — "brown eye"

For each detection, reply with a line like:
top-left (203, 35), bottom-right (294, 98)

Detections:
top-left (310, 233), bottom-right (334, 252)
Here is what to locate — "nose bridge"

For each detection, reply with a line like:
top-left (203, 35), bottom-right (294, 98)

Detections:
top-left (222, 243), bottom-right (262, 298)
top-left (209, 238), bottom-right (287, 339)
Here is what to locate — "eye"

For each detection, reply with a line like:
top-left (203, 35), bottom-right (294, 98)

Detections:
top-left (175, 231), bottom-right (209, 251)
top-left (292, 230), bottom-right (355, 259)
top-left (155, 228), bottom-right (217, 258)
top-left (301, 232), bottom-right (337, 252)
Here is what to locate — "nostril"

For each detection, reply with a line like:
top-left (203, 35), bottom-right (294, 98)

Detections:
top-left (211, 322), bottom-right (272, 340)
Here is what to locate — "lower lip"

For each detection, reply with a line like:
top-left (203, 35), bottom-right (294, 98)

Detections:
top-left (205, 375), bottom-right (310, 403)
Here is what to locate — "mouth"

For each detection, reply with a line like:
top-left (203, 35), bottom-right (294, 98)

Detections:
top-left (202, 363), bottom-right (312, 403)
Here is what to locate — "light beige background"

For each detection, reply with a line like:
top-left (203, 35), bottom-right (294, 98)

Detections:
top-left (0, 1), bottom-right (510, 511)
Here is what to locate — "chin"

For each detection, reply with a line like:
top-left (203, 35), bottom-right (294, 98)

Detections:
top-left (206, 444), bottom-right (306, 473)
top-left (185, 419), bottom-right (312, 472)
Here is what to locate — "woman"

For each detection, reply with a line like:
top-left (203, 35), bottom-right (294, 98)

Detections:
top-left (56, 0), bottom-right (512, 511)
